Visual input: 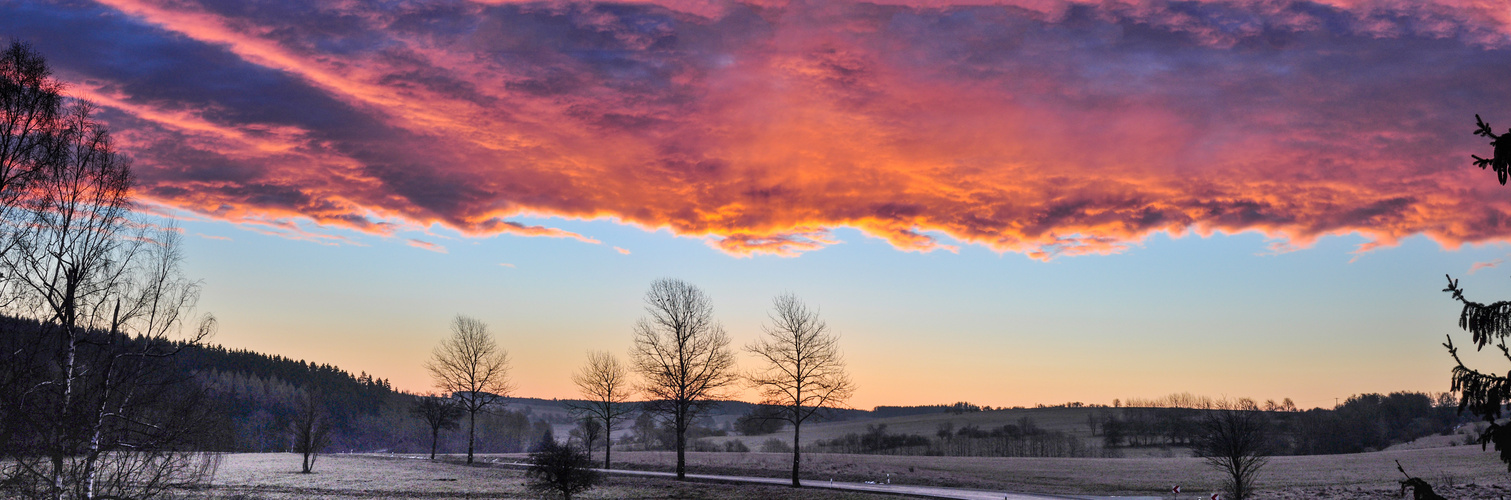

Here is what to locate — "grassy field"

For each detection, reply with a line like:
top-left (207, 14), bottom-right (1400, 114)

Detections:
top-left (589, 446), bottom-right (1511, 496)
top-left (192, 453), bottom-right (894, 499)
top-left (161, 446), bottom-right (1511, 500)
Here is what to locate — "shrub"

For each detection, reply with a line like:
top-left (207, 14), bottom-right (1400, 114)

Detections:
top-left (525, 439), bottom-right (600, 500)
top-left (690, 439), bottom-right (720, 452)
top-left (760, 438), bottom-right (793, 453)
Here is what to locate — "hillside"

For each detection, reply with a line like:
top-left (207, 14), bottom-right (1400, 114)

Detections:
top-left (63, 333), bottom-right (1464, 459)
top-left (707, 405), bottom-right (1118, 455)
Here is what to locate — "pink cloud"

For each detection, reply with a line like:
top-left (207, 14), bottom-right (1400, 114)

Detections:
top-left (406, 239), bottom-right (448, 253)
top-left (20, 0), bottom-right (1511, 259)
top-left (1469, 259), bottom-right (1504, 275)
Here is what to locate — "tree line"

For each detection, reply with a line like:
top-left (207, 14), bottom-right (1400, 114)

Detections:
top-left (1093, 392), bottom-right (1464, 455)
top-left (421, 279), bottom-right (856, 487)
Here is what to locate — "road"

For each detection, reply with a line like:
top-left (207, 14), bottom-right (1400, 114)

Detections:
top-left (480, 458), bottom-right (1160, 500)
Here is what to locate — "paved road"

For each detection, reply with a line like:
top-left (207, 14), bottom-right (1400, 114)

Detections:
top-left (480, 457), bottom-right (1159, 500)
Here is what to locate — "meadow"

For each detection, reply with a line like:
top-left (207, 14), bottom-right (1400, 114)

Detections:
top-left (193, 453), bottom-right (889, 500)
top-left (184, 445), bottom-right (1511, 500)
top-left (586, 446), bottom-right (1510, 495)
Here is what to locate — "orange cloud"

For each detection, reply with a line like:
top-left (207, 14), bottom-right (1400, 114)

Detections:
top-left (11, 0), bottom-right (1511, 258)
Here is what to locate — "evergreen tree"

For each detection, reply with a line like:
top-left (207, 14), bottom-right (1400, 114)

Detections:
top-left (1441, 114), bottom-right (1511, 470)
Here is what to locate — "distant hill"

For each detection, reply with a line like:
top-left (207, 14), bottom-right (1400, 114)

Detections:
top-left (174, 340), bottom-right (882, 453)
top-left (136, 336), bottom-right (1477, 458)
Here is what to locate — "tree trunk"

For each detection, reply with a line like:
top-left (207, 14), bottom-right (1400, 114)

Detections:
top-left (466, 410), bottom-right (476, 464)
top-left (52, 324), bottom-right (79, 500)
top-left (603, 419), bottom-right (612, 470)
top-left (430, 426), bottom-right (439, 460)
top-left (791, 421), bottom-right (801, 487)
top-left (675, 412), bottom-right (686, 479)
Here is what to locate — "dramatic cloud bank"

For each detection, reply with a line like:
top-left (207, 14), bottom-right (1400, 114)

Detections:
top-left (4, 0), bottom-right (1509, 257)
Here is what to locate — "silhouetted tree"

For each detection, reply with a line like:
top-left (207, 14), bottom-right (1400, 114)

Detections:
top-left (0, 40), bottom-right (219, 500)
top-left (1101, 416), bottom-right (1125, 448)
top-left (629, 278), bottom-right (737, 479)
top-left (1439, 115), bottom-right (1511, 471)
top-left (0, 39), bottom-right (57, 254)
top-left (1194, 400), bottom-right (1270, 500)
top-left (567, 351), bottom-right (633, 469)
top-left (1440, 276), bottom-right (1511, 468)
top-left (411, 394), bottom-right (463, 460)
top-left (1472, 114), bottom-right (1510, 184)
top-left (291, 387), bottom-right (331, 473)
top-left (426, 315), bottom-right (513, 464)
top-left (568, 417), bottom-right (602, 463)
top-left (525, 434), bottom-right (600, 500)
top-left (745, 293), bottom-right (855, 487)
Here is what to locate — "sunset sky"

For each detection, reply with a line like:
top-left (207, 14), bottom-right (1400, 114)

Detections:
top-left (5, 0), bottom-right (1511, 409)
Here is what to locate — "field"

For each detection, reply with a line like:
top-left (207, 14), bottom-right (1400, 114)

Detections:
top-left (192, 453), bottom-right (890, 499)
top-left (161, 445), bottom-right (1511, 500)
top-left (590, 446), bottom-right (1511, 497)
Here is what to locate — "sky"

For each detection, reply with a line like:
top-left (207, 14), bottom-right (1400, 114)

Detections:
top-left (4, 0), bottom-right (1511, 410)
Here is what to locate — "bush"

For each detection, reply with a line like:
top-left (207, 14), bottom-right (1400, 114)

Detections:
top-left (690, 439), bottom-right (720, 452)
top-left (723, 440), bottom-right (749, 452)
top-left (760, 438), bottom-right (793, 453)
top-left (525, 439), bottom-right (600, 500)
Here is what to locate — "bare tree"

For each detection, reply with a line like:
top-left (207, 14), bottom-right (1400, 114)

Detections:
top-left (568, 350), bottom-right (634, 469)
top-left (1194, 400), bottom-right (1270, 500)
top-left (290, 387), bottom-right (331, 474)
top-left (411, 394), bottom-right (463, 460)
top-left (569, 417), bottom-right (602, 463)
top-left (0, 41), bottom-right (218, 500)
top-left (426, 314), bottom-right (512, 464)
top-left (629, 279), bottom-right (737, 479)
top-left (0, 39), bottom-right (57, 272)
top-left (745, 293), bottom-right (854, 487)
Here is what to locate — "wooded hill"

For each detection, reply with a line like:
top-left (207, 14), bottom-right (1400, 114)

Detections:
top-left (7, 314), bottom-right (1468, 458)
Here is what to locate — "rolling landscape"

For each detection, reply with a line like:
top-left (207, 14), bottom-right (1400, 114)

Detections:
top-left (4, 0), bottom-right (1511, 499)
